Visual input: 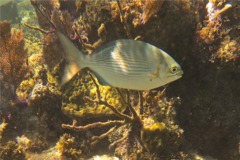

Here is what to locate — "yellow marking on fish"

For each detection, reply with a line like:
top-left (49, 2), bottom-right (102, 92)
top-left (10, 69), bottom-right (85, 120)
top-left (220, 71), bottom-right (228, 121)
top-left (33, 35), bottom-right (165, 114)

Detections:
top-left (150, 64), bottom-right (161, 78)
top-left (149, 64), bottom-right (161, 81)
top-left (57, 32), bottom-right (183, 90)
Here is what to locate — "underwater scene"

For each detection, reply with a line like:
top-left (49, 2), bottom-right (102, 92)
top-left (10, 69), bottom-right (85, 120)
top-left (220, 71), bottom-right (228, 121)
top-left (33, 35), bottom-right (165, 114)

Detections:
top-left (0, 0), bottom-right (239, 160)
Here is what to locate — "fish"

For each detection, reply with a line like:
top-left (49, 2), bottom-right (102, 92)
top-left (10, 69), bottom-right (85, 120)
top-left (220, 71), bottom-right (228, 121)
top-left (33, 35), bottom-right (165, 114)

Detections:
top-left (0, 0), bottom-right (20, 23)
top-left (57, 32), bottom-right (183, 91)
top-left (0, 0), bottom-right (13, 7)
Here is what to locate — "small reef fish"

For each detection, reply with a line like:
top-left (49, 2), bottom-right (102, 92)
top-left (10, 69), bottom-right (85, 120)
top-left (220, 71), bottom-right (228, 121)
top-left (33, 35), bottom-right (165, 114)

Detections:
top-left (0, 0), bottom-right (13, 7)
top-left (57, 32), bottom-right (183, 90)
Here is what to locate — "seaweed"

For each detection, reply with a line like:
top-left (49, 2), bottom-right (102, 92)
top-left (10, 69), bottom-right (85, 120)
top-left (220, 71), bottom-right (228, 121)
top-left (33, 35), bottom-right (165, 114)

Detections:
top-left (0, 141), bottom-right (26, 160)
top-left (0, 21), bottom-right (29, 119)
top-left (0, 21), bottom-right (28, 91)
top-left (56, 133), bottom-right (83, 159)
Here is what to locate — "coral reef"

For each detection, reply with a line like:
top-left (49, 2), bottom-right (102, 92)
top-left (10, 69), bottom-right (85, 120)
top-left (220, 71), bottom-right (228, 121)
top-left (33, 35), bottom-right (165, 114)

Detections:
top-left (196, 0), bottom-right (239, 62)
top-left (28, 0), bottom-right (238, 159)
top-left (17, 0), bottom-right (43, 56)
top-left (172, 1), bottom-right (240, 159)
top-left (61, 71), bottom-right (185, 159)
top-left (0, 21), bottom-right (28, 89)
top-left (0, 121), bottom-right (7, 140)
top-left (107, 91), bottom-right (184, 159)
top-left (0, 13), bottom-right (66, 160)
top-left (141, 0), bottom-right (165, 24)
top-left (0, 21), bottom-right (29, 121)
top-left (0, 0), bottom-right (239, 160)
top-left (56, 133), bottom-right (83, 159)
top-left (17, 134), bottom-right (49, 153)
top-left (15, 64), bottom-right (67, 141)
top-left (62, 71), bottom-right (126, 119)
top-left (0, 141), bottom-right (26, 160)
top-left (26, 134), bottom-right (49, 153)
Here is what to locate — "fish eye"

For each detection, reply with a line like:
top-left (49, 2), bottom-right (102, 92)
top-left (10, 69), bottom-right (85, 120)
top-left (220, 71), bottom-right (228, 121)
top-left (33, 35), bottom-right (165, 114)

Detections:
top-left (170, 66), bottom-right (178, 74)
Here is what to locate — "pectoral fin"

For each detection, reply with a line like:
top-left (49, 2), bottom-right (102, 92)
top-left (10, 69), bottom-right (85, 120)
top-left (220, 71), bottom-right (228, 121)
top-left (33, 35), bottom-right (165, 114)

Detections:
top-left (149, 64), bottom-right (161, 79)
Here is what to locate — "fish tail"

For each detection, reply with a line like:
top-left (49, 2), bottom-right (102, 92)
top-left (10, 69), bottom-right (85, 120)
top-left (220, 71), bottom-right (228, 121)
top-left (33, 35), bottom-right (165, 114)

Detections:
top-left (57, 32), bottom-right (86, 85)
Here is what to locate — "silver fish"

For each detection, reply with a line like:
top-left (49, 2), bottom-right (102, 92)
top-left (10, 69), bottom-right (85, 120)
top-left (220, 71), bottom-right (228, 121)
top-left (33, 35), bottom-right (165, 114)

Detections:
top-left (0, 0), bottom-right (13, 7)
top-left (57, 32), bottom-right (183, 91)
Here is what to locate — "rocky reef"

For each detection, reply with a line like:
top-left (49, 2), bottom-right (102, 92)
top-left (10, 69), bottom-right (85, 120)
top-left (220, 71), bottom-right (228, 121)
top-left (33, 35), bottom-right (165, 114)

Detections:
top-left (0, 0), bottom-right (239, 160)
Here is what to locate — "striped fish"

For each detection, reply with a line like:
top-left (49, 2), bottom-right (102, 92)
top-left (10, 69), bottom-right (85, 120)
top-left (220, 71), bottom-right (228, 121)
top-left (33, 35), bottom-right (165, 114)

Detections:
top-left (57, 32), bottom-right (183, 91)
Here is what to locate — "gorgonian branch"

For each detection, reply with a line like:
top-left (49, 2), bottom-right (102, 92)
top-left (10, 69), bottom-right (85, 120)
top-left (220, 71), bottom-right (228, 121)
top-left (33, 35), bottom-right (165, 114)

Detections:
top-left (62, 120), bottom-right (124, 132)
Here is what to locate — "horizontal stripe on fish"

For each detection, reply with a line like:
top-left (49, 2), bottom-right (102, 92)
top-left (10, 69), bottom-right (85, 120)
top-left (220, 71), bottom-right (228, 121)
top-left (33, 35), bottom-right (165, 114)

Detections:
top-left (57, 32), bottom-right (183, 90)
top-left (89, 62), bottom-right (154, 76)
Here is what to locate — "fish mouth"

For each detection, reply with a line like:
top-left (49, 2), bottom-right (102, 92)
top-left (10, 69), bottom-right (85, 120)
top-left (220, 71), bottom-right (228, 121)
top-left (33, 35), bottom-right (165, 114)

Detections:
top-left (177, 70), bottom-right (183, 76)
top-left (166, 70), bottom-right (183, 79)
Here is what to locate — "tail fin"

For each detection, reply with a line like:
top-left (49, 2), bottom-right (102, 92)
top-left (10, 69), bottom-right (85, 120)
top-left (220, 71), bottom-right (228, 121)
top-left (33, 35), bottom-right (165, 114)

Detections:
top-left (57, 32), bottom-right (85, 85)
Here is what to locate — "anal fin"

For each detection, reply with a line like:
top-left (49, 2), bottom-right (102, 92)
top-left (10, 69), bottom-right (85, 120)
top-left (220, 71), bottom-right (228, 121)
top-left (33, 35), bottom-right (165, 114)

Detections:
top-left (90, 70), bottom-right (112, 86)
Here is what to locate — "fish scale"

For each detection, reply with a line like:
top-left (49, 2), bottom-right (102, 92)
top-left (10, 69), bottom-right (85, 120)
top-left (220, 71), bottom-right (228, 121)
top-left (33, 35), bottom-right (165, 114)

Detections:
top-left (88, 40), bottom-right (158, 76)
top-left (57, 32), bottom-right (183, 90)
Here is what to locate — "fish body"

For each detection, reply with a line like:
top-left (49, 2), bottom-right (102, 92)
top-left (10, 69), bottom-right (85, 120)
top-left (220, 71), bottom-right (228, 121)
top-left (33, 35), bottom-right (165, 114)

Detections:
top-left (0, 0), bottom-right (19, 23)
top-left (0, 0), bottom-right (13, 7)
top-left (57, 32), bottom-right (183, 91)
